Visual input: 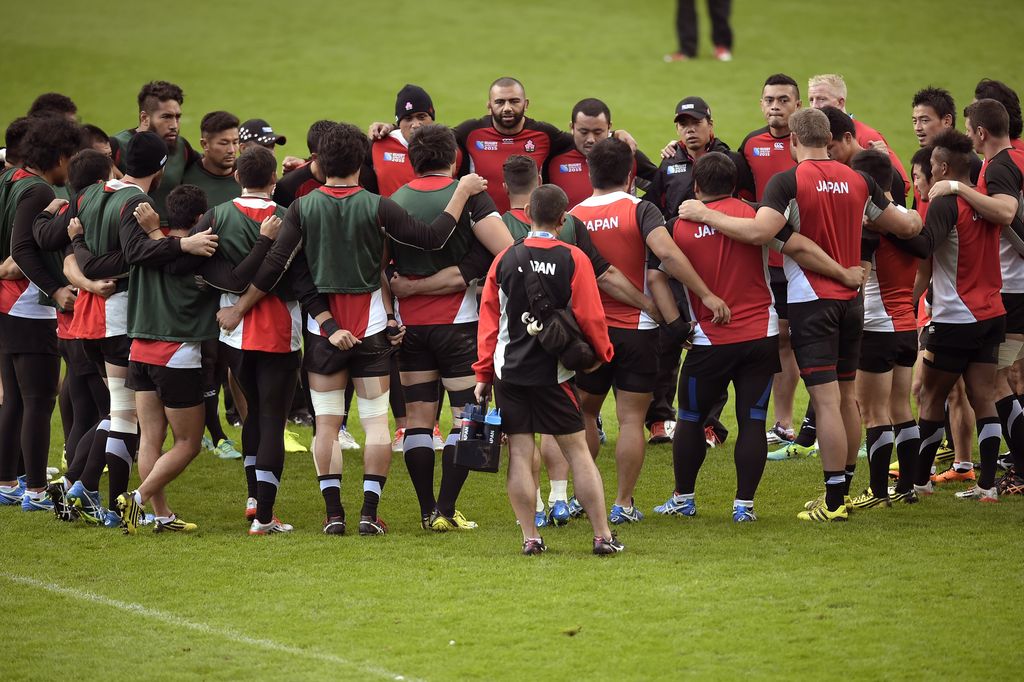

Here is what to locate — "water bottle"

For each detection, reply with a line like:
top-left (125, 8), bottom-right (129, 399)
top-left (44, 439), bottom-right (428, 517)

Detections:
top-left (483, 408), bottom-right (502, 446)
top-left (460, 403), bottom-right (483, 441)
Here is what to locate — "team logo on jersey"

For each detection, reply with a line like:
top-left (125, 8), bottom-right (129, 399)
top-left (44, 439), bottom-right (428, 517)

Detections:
top-left (559, 163), bottom-right (583, 173)
top-left (752, 147), bottom-right (771, 157)
top-left (383, 152), bottom-right (406, 163)
top-left (524, 139), bottom-right (536, 153)
top-left (502, 138), bottom-right (515, 145)
top-left (774, 142), bottom-right (785, 150)
top-left (476, 140), bottom-right (499, 151)
top-left (666, 163), bottom-right (688, 175)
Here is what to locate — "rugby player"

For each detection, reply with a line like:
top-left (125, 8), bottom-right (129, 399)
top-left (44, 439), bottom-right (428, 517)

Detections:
top-left (181, 111), bottom-right (242, 206)
top-left (0, 117), bottom-right (80, 510)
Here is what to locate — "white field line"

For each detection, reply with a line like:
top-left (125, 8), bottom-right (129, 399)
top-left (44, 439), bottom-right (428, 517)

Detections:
top-left (2, 572), bottom-right (421, 682)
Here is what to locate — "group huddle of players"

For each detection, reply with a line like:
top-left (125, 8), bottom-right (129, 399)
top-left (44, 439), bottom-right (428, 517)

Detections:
top-left (1, 71), bottom-right (1021, 556)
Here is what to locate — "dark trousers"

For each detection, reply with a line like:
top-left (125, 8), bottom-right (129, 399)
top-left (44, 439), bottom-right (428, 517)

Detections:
top-left (676, 0), bottom-right (733, 56)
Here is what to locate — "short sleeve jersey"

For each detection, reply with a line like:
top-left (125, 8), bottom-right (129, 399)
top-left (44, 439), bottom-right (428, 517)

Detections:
top-left (761, 159), bottom-right (889, 303)
top-left (569, 191), bottom-right (664, 329)
top-left (454, 116), bottom-right (574, 213)
top-left (670, 197), bottom-right (777, 344)
top-left (977, 148), bottom-right (1024, 293)
top-left (737, 127), bottom-right (797, 268)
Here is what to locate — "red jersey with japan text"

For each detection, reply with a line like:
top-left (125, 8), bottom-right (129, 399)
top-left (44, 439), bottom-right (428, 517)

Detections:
top-left (737, 127), bottom-right (797, 268)
top-left (761, 160), bottom-right (889, 303)
top-left (455, 116), bottom-right (573, 213)
top-left (671, 197), bottom-right (777, 344)
top-left (569, 192), bottom-right (663, 330)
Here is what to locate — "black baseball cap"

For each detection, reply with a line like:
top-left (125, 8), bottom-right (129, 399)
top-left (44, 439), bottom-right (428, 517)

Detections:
top-left (125, 131), bottom-right (168, 177)
top-left (239, 119), bottom-right (286, 147)
top-left (674, 96), bottom-right (712, 122)
top-left (394, 84), bottom-right (435, 123)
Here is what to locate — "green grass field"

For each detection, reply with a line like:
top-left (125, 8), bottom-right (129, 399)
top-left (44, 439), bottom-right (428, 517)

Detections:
top-left (2, 0), bottom-right (1024, 679)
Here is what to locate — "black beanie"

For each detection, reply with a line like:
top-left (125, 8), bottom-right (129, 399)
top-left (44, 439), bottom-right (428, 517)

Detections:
top-left (394, 84), bottom-right (435, 123)
top-left (126, 131), bottom-right (168, 177)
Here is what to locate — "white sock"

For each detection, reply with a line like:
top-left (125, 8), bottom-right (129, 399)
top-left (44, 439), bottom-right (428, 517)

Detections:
top-left (734, 499), bottom-right (754, 508)
top-left (954, 461), bottom-right (974, 472)
top-left (535, 488), bottom-right (545, 513)
top-left (155, 514), bottom-right (175, 524)
top-left (548, 480), bottom-right (568, 505)
top-left (132, 490), bottom-right (143, 506)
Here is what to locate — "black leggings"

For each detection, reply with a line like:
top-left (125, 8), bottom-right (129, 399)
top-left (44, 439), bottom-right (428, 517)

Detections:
top-left (674, 368), bottom-right (773, 501)
top-left (64, 371), bottom-right (110, 482)
top-left (234, 351), bottom-right (298, 478)
top-left (0, 352), bottom-right (60, 488)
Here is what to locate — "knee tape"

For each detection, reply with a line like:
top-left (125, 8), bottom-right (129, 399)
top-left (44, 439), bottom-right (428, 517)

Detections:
top-left (107, 377), bottom-right (136, 413)
top-left (357, 391), bottom-right (390, 419)
top-left (309, 388), bottom-right (346, 417)
top-left (403, 381), bottom-right (439, 403)
top-left (997, 339), bottom-right (1024, 369)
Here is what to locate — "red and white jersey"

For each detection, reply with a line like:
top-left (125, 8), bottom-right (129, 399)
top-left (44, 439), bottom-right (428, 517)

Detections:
top-left (0, 279), bottom-right (55, 320)
top-left (68, 290), bottom-right (127, 339)
top-left (129, 338), bottom-right (202, 369)
top-left (371, 131), bottom-right (464, 199)
top-left (669, 197), bottom-right (777, 345)
top-left (569, 191), bottom-right (664, 330)
top-left (977, 148), bottom-right (1024, 294)
top-left (863, 237), bottom-right (918, 332)
top-left (395, 283), bottom-right (479, 327)
top-left (219, 293), bottom-right (301, 352)
top-left (761, 160), bottom-right (888, 304)
top-left (307, 288), bottom-right (388, 339)
top-left (928, 195), bottom-right (1004, 324)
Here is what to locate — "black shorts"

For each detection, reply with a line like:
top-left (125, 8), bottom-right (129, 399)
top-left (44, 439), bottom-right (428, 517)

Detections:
top-left (398, 322), bottom-right (476, 378)
top-left (126, 361), bottom-right (204, 408)
top-left (858, 330), bottom-right (918, 373)
top-left (769, 266), bottom-right (788, 320)
top-left (788, 297), bottom-right (863, 386)
top-left (303, 330), bottom-right (393, 378)
top-left (0, 313), bottom-right (57, 356)
top-left (494, 379), bottom-right (583, 435)
top-left (81, 335), bottom-right (131, 373)
top-left (220, 344), bottom-right (301, 377)
top-left (681, 336), bottom-right (781, 379)
top-left (925, 316), bottom-right (1005, 373)
top-left (59, 338), bottom-right (99, 377)
top-left (1002, 293), bottom-right (1024, 334)
top-left (575, 327), bottom-right (660, 395)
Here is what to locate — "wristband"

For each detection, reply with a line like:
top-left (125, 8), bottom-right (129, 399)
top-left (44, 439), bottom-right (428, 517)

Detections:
top-left (320, 319), bottom-right (341, 337)
top-left (386, 313), bottom-right (396, 321)
top-left (949, 180), bottom-right (959, 195)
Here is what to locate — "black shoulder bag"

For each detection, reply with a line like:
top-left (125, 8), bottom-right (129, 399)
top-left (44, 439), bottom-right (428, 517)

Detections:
top-left (511, 240), bottom-right (596, 372)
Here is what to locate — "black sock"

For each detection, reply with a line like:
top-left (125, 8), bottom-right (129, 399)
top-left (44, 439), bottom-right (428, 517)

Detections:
top-left (255, 468), bottom-right (281, 525)
top-left (673, 419), bottom-right (707, 495)
top-left (244, 455), bottom-right (257, 499)
top-left (865, 425), bottom-right (894, 497)
top-left (105, 430), bottom-right (138, 508)
top-left (995, 394), bottom-right (1024, 464)
top-left (843, 464), bottom-right (856, 496)
top-left (916, 418), bottom-right (945, 486)
top-left (794, 404), bottom-right (816, 447)
top-left (893, 421), bottom-right (919, 494)
top-left (361, 474), bottom-right (387, 519)
top-left (436, 430), bottom-right (468, 518)
top-left (79, 419), bottom-right (110, 491)
top-left (204, 391), bottom-right (227, 443)
top-left (402, 427), bottom-right (436, 517)
top-left (977, 417), bottom-right (1002, 490)
top-left (824, 470), bottom-right (845, 511)
top-left (318, 474), bottom-right (343, 519)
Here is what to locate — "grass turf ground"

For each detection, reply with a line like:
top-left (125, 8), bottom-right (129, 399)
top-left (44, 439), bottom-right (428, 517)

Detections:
top-left (2, 0), bottom-right (1024, 679)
